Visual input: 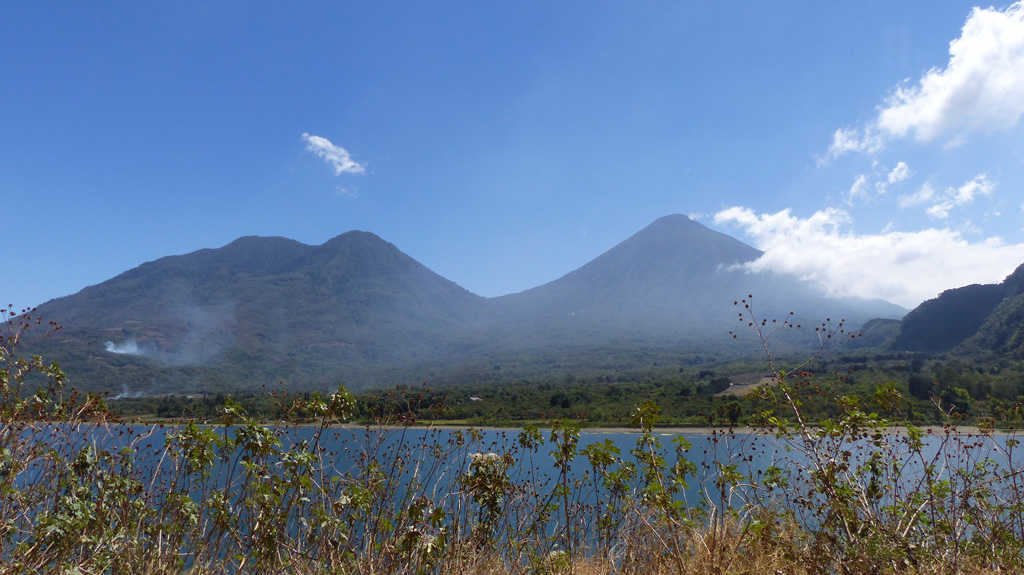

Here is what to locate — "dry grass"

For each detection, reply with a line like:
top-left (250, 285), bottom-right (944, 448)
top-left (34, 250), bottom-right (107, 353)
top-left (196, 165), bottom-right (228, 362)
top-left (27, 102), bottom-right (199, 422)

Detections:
top-left (192, 518), bottom-right (1013, 575)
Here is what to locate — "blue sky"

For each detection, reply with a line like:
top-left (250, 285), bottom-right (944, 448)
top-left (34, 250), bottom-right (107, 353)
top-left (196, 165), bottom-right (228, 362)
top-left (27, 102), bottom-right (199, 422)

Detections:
top-left (4, 2), bottom-right (1024, 311)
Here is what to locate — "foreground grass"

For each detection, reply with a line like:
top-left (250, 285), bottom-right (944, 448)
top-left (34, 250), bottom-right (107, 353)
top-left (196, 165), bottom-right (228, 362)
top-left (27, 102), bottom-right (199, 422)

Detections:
top-left (3, 399), bottom-right (1022, 575)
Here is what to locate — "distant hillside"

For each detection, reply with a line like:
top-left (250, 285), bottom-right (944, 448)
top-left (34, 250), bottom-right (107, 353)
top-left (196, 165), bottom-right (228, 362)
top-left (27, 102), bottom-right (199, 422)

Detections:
top-left (29, 215), bottom-right (906, 394)
top-left (889, 263), bottom-right (1024, 356)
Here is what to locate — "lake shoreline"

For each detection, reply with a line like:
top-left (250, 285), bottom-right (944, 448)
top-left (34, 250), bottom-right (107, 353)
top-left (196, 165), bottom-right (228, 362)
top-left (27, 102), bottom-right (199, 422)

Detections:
top-left (129, 416), bottom-right (1023, 437)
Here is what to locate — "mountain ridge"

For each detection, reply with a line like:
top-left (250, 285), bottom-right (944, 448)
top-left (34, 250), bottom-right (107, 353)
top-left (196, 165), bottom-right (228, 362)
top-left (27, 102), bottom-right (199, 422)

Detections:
top-left (888, 262), bottom-right (1024, 357)
top-left (30, 215), bottom-right (908, 394)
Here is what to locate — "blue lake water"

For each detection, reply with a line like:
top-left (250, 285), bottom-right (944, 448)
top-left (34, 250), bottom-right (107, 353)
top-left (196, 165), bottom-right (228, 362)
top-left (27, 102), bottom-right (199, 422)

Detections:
top-left (118, 422), bottom-right (1024, 514)
top-left (9, 421), bottom-right (1024, 568)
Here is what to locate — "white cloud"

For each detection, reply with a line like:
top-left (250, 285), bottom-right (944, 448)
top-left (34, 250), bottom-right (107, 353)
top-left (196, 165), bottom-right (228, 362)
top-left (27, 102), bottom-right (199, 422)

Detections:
top-left (887, 161), bottom-right (912, 185)
top-left (713, 206), bottom-right (1024, 308)
top-left (823, 127), bottom-right (884, 163)
top-left (846, 174), bottom-right (870, 204)
top-left (961, 219), bottom-right (984, 235)
top-left (899, 182), bottom-right (936, 208)
top-left (302, 133), bottom-right (366, 175)
top-left (923, 173), bottom-right (995, 219)
top-left (828, 2), bottom-right (1024, 157)
top-left (954, 174), bottom-right (994, 204)
top-left (875, 161), bottom-right (913, 195)
top-left (878, 2), bottom-right (1024, 143)
top-left (838, 162), bottom-right (914, 200)
top-left (926, 200), bottom-right (955, 219)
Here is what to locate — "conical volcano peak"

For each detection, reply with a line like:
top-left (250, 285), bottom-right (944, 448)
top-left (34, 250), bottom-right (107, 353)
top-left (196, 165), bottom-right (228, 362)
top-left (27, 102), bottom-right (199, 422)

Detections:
top-left (650, 213), bottom-right (694, 225)
top-left (318, 229), bottom-right (392, 252)
top-left (633, 214), bottom-right (699, 236)
top-left (497, 214), bottom-right (767, 320)
top-left (603, 214), bottom-right (762, 272)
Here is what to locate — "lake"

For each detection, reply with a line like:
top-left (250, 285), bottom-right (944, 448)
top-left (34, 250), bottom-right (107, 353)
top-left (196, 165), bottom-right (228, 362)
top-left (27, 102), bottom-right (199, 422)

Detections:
top-left (6, 420), bottom-right (1024, 571)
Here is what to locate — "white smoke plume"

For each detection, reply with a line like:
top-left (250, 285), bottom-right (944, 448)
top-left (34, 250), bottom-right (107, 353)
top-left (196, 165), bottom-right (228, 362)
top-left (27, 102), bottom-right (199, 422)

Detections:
top-left (110, 384), bottom-right (143, 400)
top-left (105, 339), bottom-right (143, 355)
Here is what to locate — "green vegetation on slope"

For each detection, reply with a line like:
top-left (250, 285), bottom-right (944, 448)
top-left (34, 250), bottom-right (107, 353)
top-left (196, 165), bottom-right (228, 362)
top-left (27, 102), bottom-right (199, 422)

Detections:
top-left (106, 346), bottom-right (1024, 430)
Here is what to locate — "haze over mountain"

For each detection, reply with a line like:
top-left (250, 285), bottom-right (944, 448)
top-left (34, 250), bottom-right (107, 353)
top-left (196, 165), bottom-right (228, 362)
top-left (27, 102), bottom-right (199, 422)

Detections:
top-left (30, 215), bottom-right (906, 394)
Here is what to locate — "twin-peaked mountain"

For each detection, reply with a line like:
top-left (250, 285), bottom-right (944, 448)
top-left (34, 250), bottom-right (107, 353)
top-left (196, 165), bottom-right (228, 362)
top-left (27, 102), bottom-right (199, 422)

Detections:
top-left (33, 215), bottom-right (905, 394)
top-left (36, 231), bottom-right (488, 391)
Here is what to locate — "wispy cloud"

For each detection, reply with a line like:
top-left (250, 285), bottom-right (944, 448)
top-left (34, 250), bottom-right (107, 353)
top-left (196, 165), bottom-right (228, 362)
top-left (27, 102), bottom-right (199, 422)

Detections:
top-left (874, 161), bottom-right (913, 195)
top-left (713, 206), bottom-right (1024, 308)
top-left (923, 174), bottom-right (995, 219)
top-left (846, 174), bottom-right (870, 204)
top-left (824, 127), bottom-right (883, 163)
top-left (840, 162), bottom-right (914, 203)
top-left (826, 1), bottom-right (1024, 159)
top-left (898, 182), bottom-right (936, 208)
top-left (886, 162), bottom-right (912, 186)
top-left (302, 133), bottom-right (366, 175)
